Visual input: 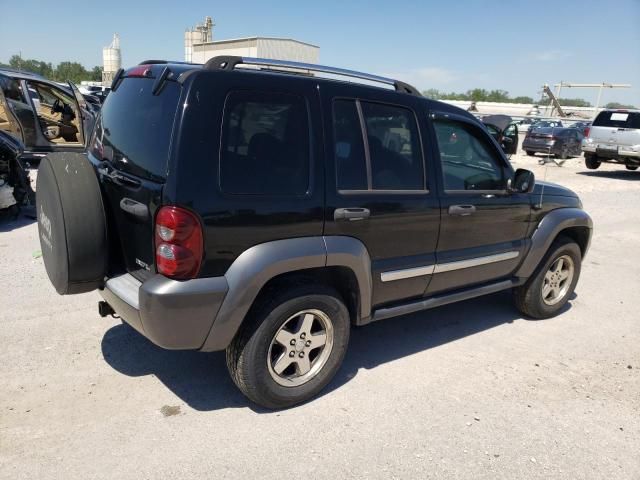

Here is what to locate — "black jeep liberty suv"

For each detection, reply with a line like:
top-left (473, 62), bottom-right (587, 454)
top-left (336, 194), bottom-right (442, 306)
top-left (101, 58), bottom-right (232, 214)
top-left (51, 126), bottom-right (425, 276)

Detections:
top-left (36, 57), bottom-right (593, 409)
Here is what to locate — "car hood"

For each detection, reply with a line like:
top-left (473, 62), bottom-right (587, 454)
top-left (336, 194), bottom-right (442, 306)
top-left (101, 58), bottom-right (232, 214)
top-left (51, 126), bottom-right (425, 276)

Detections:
top-left (532, 180), bottom-right (577, 198)
top-left (482, 114), bottom-right (512, 132)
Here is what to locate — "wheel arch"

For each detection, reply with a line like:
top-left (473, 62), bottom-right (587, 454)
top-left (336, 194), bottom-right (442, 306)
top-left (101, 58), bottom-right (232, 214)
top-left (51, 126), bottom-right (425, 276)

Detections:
top-left (199, 236), bottom-right (372, 352)
top-left (516, 207), bottom-right (593, 279)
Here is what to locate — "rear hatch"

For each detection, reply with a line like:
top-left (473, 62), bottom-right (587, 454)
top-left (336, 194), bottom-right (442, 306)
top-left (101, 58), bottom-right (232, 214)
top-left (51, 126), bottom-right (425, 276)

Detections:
top-left (87, 71), bottom-right (183, 281)
top-left (589, 110), bottom-right (640, 147)
top-left (527, 127), bottom-right (556, 145)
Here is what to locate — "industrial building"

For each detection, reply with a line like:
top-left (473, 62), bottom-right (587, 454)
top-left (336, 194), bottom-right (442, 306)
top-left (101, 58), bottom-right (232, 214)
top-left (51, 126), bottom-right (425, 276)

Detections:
top-left (184, 17), bottom-right (319, 65)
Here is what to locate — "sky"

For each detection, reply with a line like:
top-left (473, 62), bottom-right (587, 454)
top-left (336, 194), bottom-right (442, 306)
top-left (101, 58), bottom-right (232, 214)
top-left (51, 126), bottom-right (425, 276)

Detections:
top-left (1, 0), bottom-right (639, 105)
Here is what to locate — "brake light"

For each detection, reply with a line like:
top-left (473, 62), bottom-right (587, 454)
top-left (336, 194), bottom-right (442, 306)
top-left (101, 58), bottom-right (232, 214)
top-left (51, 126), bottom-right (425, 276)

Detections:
top-left (127, 65), bottom-right (152, 78)
top-left (584, 127), bottom-right (590, 138)
top-left (155, 206), bottom-right (203, 279)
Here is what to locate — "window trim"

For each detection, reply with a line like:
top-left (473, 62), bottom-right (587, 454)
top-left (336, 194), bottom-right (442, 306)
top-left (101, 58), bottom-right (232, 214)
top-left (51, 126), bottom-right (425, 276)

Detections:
top-left (332, 97), bottom-right (429, 195)
top-left (217, 89), bottom-right (314, 198)
top-left (431, 112), bottom-right (510, 194)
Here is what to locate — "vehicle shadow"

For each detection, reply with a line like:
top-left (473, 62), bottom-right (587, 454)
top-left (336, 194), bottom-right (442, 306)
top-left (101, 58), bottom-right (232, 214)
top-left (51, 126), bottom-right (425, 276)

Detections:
top-left (577, 170), bottom-right (640, 181)
top-left (100, 290), bottom-right (570, 413)
top-left (0, 206), bottom-right (36, 232)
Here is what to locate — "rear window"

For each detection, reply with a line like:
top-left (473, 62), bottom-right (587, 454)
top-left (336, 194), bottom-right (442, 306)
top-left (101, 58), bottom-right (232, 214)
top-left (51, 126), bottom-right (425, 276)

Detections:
top-left (90, 78), bottom-right (181, 181)
top-left (593, 111), bottom-right (640, 129)
top-left (219, 91), bottom-right (310, 195)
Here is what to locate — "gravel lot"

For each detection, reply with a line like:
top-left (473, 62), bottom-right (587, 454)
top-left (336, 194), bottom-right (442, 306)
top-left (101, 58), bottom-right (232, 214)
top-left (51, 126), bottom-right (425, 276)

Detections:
top-left (1, 151), bottom-right (639, 479)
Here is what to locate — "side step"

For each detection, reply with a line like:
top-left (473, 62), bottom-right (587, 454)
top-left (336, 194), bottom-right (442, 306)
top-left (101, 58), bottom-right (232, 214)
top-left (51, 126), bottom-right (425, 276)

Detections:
top-left (366, 278), bottom-right (522, 324)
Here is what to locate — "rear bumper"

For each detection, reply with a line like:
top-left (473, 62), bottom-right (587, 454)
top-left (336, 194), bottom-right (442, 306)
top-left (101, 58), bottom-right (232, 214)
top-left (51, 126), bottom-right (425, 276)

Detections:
top-left (522, 140), bottom-right (556, 154)
top-left (582, 143), bottom-right (640, 159)
top-left (100, 273), bottom-right (228, 350)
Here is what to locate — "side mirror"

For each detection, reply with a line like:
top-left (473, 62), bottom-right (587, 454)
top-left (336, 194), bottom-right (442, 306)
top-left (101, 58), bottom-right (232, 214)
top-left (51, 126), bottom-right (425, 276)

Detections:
top-left (509, 168), bottom-right (535, 194)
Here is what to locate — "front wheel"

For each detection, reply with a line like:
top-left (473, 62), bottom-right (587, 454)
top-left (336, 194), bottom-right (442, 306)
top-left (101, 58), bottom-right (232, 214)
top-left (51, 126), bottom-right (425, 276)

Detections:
top-left (526, 150), bottom-right (535, 156)
top-left (585, 155), bottom-right (601, 170)
top-left (513, 237), bottom-right (582, 319)
top-left (626, 165), bottom-right (638, 171)
top-left (226, 284), bottom-right (350, 409)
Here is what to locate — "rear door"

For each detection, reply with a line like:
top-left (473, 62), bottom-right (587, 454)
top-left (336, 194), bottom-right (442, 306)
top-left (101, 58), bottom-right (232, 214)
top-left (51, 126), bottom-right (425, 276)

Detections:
top-left (87, 75), bottom-right (182, 281)
top-left (321, 83), bottom-right (440, 307)
top-left (428, 112), bottom-right (531, 294)
top-left (67, 82), bottom-right (88, 146)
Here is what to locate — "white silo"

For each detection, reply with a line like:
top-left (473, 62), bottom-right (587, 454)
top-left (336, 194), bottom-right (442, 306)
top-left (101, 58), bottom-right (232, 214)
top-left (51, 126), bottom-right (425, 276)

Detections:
top-left (102, 34), bottom-right (121, 85)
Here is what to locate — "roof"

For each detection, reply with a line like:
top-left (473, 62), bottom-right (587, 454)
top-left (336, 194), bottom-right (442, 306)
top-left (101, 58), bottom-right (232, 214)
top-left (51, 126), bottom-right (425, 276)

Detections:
top-left (193, 36), bottom-right (319, 49)
top-left (0, 67), bottom-right (45, 81)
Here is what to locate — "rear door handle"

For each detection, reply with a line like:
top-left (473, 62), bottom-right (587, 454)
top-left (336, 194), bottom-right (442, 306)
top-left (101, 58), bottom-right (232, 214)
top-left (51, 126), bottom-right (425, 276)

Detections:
top-left (334, 207), bottom-right (370, 221)
top-left (448, 204), bottom-right (476, 216)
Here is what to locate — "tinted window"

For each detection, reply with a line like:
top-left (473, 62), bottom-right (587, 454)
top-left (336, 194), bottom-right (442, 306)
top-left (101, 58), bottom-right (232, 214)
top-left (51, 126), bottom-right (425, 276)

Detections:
top-left (0, 76), bottom-right (26, 103)
top-left (593, 111), bottom-right (640, 129)
top-left (434, 120), bottom-right (504, 191)
top-left (361, 101), bottom-right (424, 190)
top-left (220, 91), bottom-right (310, 195)
top-left (333, 100), bottom-right (367, 190)
top-left (91, 77), bottom-right (181, 181)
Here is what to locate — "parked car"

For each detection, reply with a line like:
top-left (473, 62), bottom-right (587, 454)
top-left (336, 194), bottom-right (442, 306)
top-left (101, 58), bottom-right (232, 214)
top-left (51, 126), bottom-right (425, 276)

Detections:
top-left (36, 57), bottom-right (593, 409)
top-left (530, 119), bottom-right (564, 131)
top-left (570, 120), bottom-right (591, 137)
top-left (482, 114), bottom-right (518, 156)
top-left (0, 130), bottom-right (33, 217)
top-left (522, 127), bottom-right (583, 159)
top-left (515, 117), bottom-right (539, 133)
top-left (582, 109), bottom-right (640, 170)
top-left (0, 69), bottom-right (96, 163)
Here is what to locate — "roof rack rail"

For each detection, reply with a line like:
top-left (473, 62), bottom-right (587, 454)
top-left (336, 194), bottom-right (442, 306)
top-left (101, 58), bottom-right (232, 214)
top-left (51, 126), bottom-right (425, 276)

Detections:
top-left (203, 56), bottom-right (422, 96)
top-left (138, 60), bottom-right (200, 66)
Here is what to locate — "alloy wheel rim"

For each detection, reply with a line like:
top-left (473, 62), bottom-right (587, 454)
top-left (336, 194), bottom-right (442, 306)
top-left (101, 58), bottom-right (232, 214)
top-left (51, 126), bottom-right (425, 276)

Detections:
top-left (542, 254), bottom-right (574, 305)
top-left (267, 309), bottom-right (334, 387)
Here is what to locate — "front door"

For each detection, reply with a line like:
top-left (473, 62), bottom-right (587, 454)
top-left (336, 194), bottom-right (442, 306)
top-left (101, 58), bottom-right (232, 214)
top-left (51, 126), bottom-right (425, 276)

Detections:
top-left (428, 112), bottom-right (531, 294)
top-left (321, 84), bottom-right (440, 308)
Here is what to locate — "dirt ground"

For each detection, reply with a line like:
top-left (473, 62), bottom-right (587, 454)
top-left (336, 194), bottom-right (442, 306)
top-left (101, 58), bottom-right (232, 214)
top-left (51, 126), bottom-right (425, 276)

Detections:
top-left (1, 150), bottom-right (639, 479)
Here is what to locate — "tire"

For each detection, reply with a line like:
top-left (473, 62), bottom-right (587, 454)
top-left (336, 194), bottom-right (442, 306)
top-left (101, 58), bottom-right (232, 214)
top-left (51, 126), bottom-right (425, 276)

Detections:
top-left (625, 165), bottom-right (638, 171)
top-left (526, 150), bottom-right (535, 156)
top-left (556, 147), bottom-right (568, 160)
top-left (226, 284), bottom-right (350, 409)
top-left (36, 153), bottom-right (107, 295)
top-left (513, 236), bottom-right (581, 319)
top-left (585, 155), bottom-right (601, 170)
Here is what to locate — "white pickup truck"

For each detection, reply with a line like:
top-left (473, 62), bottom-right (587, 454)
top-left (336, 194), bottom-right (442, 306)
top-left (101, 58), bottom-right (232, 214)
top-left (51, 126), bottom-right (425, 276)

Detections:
top-left (582, 109), bottom-right (640, 170)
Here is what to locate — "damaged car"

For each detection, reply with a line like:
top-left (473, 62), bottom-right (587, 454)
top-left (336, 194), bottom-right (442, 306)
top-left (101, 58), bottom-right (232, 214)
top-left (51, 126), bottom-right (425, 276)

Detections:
top-left (482, 114), bottom-right (518, 157)
top-left (0, 130), bottom-right (34, 218)
top-left (0, 69), bottom-right (95, 164)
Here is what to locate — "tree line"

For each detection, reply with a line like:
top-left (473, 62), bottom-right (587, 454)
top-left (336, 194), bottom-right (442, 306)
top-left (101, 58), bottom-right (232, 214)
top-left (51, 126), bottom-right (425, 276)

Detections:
top-left (422, 88), bottom-right (636, 109)
top-left (0, 55), bottom-right (103, 84)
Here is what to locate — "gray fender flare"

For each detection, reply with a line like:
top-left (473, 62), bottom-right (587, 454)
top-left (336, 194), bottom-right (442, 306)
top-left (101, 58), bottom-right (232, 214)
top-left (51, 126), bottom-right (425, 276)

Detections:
top-left (200, 236), bottom-right (372, 352)
top-left (515, 208), bottom-right (593, 278)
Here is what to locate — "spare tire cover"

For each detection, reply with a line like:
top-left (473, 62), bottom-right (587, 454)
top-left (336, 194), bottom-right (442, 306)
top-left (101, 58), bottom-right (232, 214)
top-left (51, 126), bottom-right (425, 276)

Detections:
top-left (36, 152), bottom-right (107, 294)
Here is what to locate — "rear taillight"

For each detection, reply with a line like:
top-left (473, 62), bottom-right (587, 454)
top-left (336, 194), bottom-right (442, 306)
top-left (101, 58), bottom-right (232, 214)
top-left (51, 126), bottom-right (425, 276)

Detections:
top-left (154, 206), bottom-right (203, 279)
top-left (584, 127), bottom-right (590, 138)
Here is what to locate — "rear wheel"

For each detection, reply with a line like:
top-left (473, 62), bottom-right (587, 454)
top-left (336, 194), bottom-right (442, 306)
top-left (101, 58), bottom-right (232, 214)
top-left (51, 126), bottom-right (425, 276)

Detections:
top-left (556, 146), bottom-right (568, 160)
top-left (526, 150), bottom-right (535, 156)
top-left (625, 165), bottom-right (638, 171)
top-left (585, 155), bottom-right (601, 170)
top-left (513, 236), bottom-right (581, 319)
top-left (226, 284), bottom-right (350, 409)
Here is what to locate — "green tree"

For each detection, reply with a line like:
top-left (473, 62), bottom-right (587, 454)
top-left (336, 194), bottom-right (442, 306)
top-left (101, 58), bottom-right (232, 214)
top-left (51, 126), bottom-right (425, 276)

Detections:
top-left (422, 88), bottom-right (441, 99)
top-left (512, 96), bottom-right (535, 104)
top-left (605, 101), bottom-right (637, 109)
top-left (486, 89), bottom-right (510, 102)
top-left (7, 55), bottom-right (54, 78)
top-left (90, 66), bottom-right (103, 82)
top-left (53, 62), bottom-right (90, 83)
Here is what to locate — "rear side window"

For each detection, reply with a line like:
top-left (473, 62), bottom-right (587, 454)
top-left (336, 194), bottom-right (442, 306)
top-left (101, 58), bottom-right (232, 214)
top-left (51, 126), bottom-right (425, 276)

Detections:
top-left (333, 100), bottom-right (367, 190)
top-left (361, 102), bottom-right (424, 190)
top-left (332, 99), bottom-right (425, 191)
top-left (220, 91), bottom-right (310, 195)
top-left (593, 111), bottom-right (640, 129)
top-left (92, 78), bottom-right (181, 181)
